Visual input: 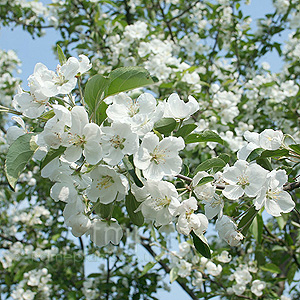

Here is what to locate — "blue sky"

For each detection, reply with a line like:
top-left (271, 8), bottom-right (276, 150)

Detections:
top-left (0, 0), bottom-right (290, 299)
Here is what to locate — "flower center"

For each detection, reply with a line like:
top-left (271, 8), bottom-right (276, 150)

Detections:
top-left (96, 176), bottom-right (114, 190)
top-left (54, 66), bottom-right (69, 86)
top-left (151, 196), bottom-right (171, 211)
top-left (150, 147), bottom-right (166, 165)
top-left (68, 133), bottom-right (85, 146)
top-left (128, 101), bottom-right (139, 117)
top-left (110, 135), bottom-right (125, 149)
top-left (237, 174), bottom-right (249, 188)
top-left (266, 189), bottom-right (280, 201)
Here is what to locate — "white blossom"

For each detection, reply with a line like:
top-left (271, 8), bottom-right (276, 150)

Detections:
top-left (163, 93), bottom-right (199, 120)
top-left (87, 165), bottom-right (128, 204)
top-left (134, 133), bottom-right (185, 181)
top-left (254, 170), bottom-right (295, 216)
top-left (222, 160), bottom-right (268, 200)
top-left (251, 279), bottom-right (266, 297)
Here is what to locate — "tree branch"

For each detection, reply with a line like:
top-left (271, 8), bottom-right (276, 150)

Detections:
top-left (140, 237), bottom-right (198, 300)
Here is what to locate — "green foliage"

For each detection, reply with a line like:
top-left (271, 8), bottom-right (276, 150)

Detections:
top-left (40, 146), bottom-right (66, 169)
top-left (105, 67), bottom-right (158, 97)
top-left (194, 157), bottom-right (226, 174)
top-left (174, 124), bottom-right (197, 138)
top-left (125, 192), bottom-right (144, 226)
top-left (154, 118), bottom-right (177, 135)
top-left (191, 232), bottom-right (211, 259)
top-left (5, 133), bottom-right (38, 190)
top-left (185, 130), bottom-right (224, 145)
top-left (238, 206), bottom-right (258, 236)
top-left (57, 44), bottom-right (67, 65)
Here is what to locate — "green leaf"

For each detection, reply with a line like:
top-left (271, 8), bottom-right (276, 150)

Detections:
top-left (287, 263), bottom-right (298, 284)
top-left (40, 146), bottom-right (66, 169)
top-left (247, 148), bottom-right (264, 162)
top-left (84, 74), bottom-right (111, 111)
top-left (238, 206), bottom-right (258, 235)
top-left (218, 153), bottom-right (230, 164)
top-left (185, 130), bottom-right (223, 144)
top-left (289, 144), bottom-right (300, 156)
top-left (5, 133), bottom-right (38, 190)
top-left (95, 101), bottom-right (108, 125)
top-left (95, 202), bottom-right (114, 219)
top-left (196, 176), bottom-right (214, 186)
top-left (174, 124), bottom-right (197, 138)
top-left (154, 118), bottom-right (177, 135)
top-left (276, 215), bottom-right (287, 230)
top-left (256, 157), bottom-right (273, 171)
top-left (181, 164), bottom-right (190, 176)
top-left (260, 263), bottom-right (281, 274)
top-left (255, 247), bottom-right (266, 266)
top-left (191, 232), bottom-right (211, 259)
top-left (251, 214), bottom-right (263, 244)
top-left (57, 44), bottom-right (67, 65)
top-left (125, 192), bottom-right (144, 226)
top-left (122, 156), bottom-right (143, 187)
top-left (105, 66), bottom-right (157, 97)
top-left (194, 158), bottom-right (226, 174)
top-left (260, 149), bottom-right (289, 158)
top-left (139, 261), bottom-right (156, 277)
top-left (170, 267), bottom-right (179, 283)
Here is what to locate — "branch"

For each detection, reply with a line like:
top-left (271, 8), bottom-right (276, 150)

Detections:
top-left (283, 181), bottom-right (300, 191)
top-left (140, 237), bottom-right (198, 300)
top-left (157, 1), bottom-right (175, 43)
top-left (177, 174), bottom-right (300, 192)
top-left (169, 1), bottom-right (202, 23)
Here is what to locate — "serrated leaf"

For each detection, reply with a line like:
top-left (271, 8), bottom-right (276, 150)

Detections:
top-left (5, 133), bottom-right (38, 190)
top-left (57, 44), bottom-right (67, 65)
top-left (289, 144), bottom-right (300, 156)
top-left (105, 67), bottom-right (157, 97)
top-left (174, 124), bottom-right (197, 138)
top-left (40, 146), bottom-right (66, 169)
top-left (125, 192), bottom-right (144, 226)
top-left (260, 149), bottom-right (289, 158)
top-left (260, 263), bottom-right (281, 274)
top-left (191, 232), bottom-right (211, 259)
top-left (84, 74), bottom-right (111, 111)
top-left (194, 158), bottom-right (226, 174)
top-left (154, 118), bottom-right (177, 135)
top-left (139, 261), bottom-right (156, 278)
top-left (185, 130), bottom-right (223, 144)
top-left (238, 206), bottom-right (258, 235)
top-left (170, 267), bottom-right (179, 283)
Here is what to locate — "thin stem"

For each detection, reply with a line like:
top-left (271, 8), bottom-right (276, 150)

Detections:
top-left (106, 257), bottom-right (110, 300)
top-left (68, 93), bottom-right (76, 107)
top-left (77, 77), bottom-right (85, 107)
